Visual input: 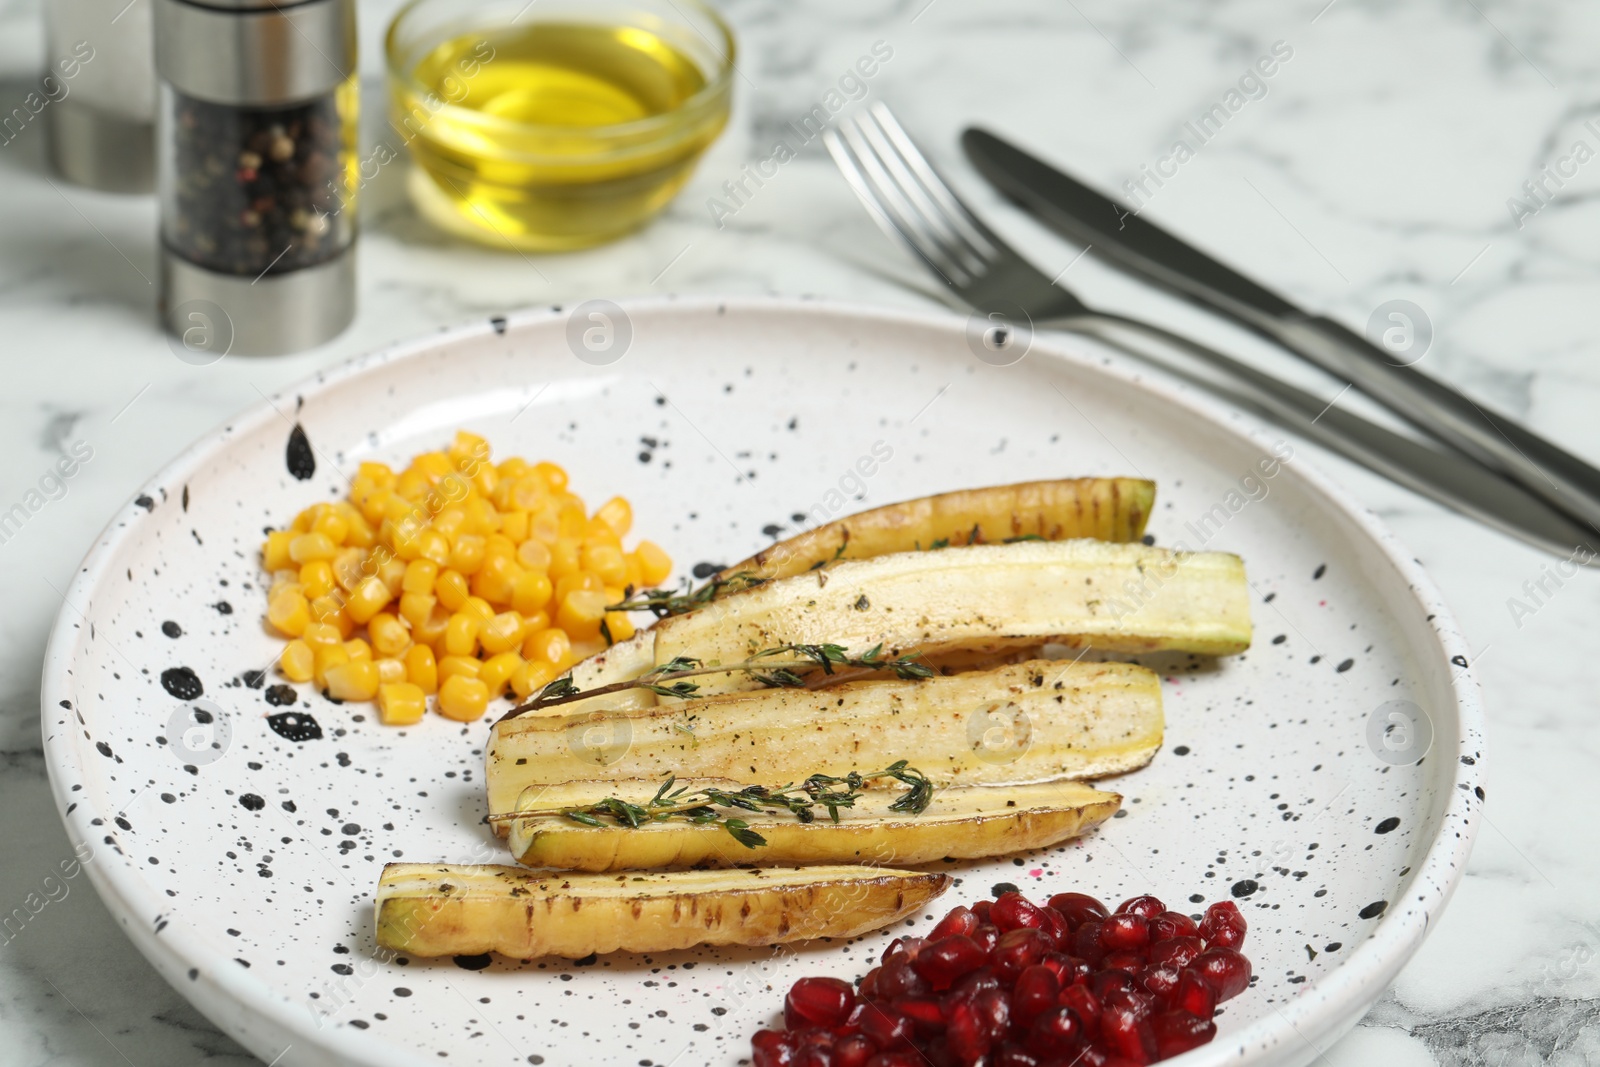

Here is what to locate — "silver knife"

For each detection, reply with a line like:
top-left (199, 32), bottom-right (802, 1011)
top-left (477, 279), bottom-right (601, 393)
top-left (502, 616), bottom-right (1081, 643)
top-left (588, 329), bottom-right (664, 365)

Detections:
top-left (962, 126), bottom-right (1600, 536)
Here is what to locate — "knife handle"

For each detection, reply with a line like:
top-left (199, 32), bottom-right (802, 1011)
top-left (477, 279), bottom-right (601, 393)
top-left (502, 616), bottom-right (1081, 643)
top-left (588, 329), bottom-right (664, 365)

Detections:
top-left (1268, 315), bottom-right (1600, 531)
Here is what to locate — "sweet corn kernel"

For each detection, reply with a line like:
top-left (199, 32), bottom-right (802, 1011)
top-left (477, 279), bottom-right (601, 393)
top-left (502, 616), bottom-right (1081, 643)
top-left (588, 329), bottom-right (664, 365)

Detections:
top-left (478, 611), bottom-right (524, 655)
top-left (516, 539), bottom-right (552, 571)
top-left (289, 531), bottom-right (337, 564)
top-left (634, 541), bottom-right (673, 586)
top-left (291, 505), bottom-right (317, 532)
top-left (557, 589), bottom-right (607, 639)
top-left (511, 570), bottom-right (553, 615)
top-left (499, 509), bottom-right (530, 542)
top-left (480, 651), bottom-right (523, 696)
top-left (359, 486), bottom-right (391, 525)
top-left (262, 531), bottom-right (294, 571)
top-left (345, 576), bottom-right (393, 625)
top-left (279, 639), bottom-right (314, 682)
top-left (302, 621), bottom-right (343, 649)
top-left (267, 587), bottom-right (310, 637)
top-left (444, 612), bottom-right (480, 657)
top-left (376, 657), bottom-right (407, 684)
top-left (509, 474), bottom-right (548, 510)
top-left (558, 503), bottom-right (588, 540)
top-left (403, 559), bottom-right (439, 596)
top-left (369, 612), bottom-right (409, 657)
top-left (415, 528), bottom-right (450, 567)
top-left (413, 604), bottom-right (451, 650)
top-left (379, 556), bottom-right (408, 596)
top-left (299, 559), bottom-right (336, 599)
top-left (344, 638), bottom-right (372, 661)
top-left (359, 461), bottom-right (395, 487)
top-left (328, 610), bottom-right (356, 638)
top-left (437, 654), bottom-right (482, 682)
top-left (549, 538), bottom-right (581, 579)
top-left (435, 569), bottom-right (470, 612)
top-left (449, 534), bottom-right (486, 575)
top-left (580, 543), bottom-right (628, 587)
top-left (498, 456), bottom-right (530, 481)
top-left (433, 508), bottom-right (466, 541)
top-left (623, 554), bottom-right (643, 590)
top-left (449, 430), bottom-right (489, 467)
top-left (523, 627), bottom-right (570, 666)
top-left (554, 571), bottom-right (603, 605)
top-left (470, 554), bottom-right (520, 603)
top-left (325, 659), bottom-right (380, 701)
top-left (595, 496), bottom-right (632, 537)
top-left (314, 643), bottom-right (351, 688)
top-left (308, 593), bottom-right (345, 625)
top-left (343, 511), bottom-right (377, 549)
top-left (461, 596), bottom-right (496, 623)
top-left (603, 611), bottom-right (636, 644)
top-left (377, 682), bottom-right (426, 725)
top-left (509, 659), bottom-right (558, 699)
top-left (527, 508), bottom-right (561, 546)
top-left (405, 644), bottom-right (438, 693)
top-left (398, 592), bottom-right (436, 629)
top-left (437, 674), bottom-right (490, 722)
top-left (312, 510), bottom-right (349, 545)
top-left (333, 547), bottom-right (366, 591)
top-left (583, 518), bottom-right (621, 547)
top-left (269, 569), bottom-right (300, 596)
top-left (533, 461), bottom-right (568, 492)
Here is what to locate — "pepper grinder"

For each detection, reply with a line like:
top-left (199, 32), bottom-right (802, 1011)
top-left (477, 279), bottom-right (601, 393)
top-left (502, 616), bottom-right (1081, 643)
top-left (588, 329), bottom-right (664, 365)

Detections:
top-left (45, 0), bottom-right (156, 192)
top-left (155, 0), bottom-right (358, 356)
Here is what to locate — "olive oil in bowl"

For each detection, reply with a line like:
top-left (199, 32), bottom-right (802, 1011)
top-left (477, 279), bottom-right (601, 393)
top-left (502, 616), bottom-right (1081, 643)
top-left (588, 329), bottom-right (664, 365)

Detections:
top-left (387, 0), bottom-right (733, 250)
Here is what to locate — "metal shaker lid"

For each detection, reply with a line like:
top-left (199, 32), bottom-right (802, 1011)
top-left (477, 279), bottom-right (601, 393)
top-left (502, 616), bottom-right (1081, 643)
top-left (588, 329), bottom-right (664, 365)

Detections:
top-left (154, 0), bottom-right (355, 106)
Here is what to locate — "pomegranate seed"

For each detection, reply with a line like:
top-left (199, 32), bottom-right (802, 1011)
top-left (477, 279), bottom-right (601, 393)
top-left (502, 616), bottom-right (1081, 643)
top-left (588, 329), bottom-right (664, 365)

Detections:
top-left (863, 1053), bottom-right (920, 1067)
top-left (787, 977), bottom-right (857, 1030)
top-left (1116, 895), bottom-right (1166, 919)
top-left (858, 1004), bottom-right (915, 1049)
top-left (1151, 1009), bottom-right (1217, 1058)
top-left (1200, 900), bottom-right (1248, 950)
top-left (1172, 969), bottom-right (1217, 1019)
top-left (1100, 914), bottom-right (1150, 953)
top-left (1102, 951), bottom-right (1148, 974)
top-left (1136, 962), bottom-right (1183, 1004)
top-left (944, 967), bottom-right (1002, 1013)
top-left (971, 988), bottom-right (1013, 1048)
top-left (1149, 911), bottom-right (1200, 942)
top-left (991, 892), bottom-right (1051, 932)
top-left (913, 936), bottom-right (989, 991)
top-left (877, 956), bottom-right (931, 999)
top-left (1105, 987), bottom-right (1155, 1022)
top-left (1027, 1006), bottom-right (1084, 1056)
top-left (970, 924), bottom-right (1000, 954)
top-left (970, 900), bottom-right (993, 923)
top-left (1048, 892), bottom-right (1109, 929)
top-left (752, 1029), bottom-right (797, 1067)
top-left (991, 927), bottom-right (1051, 981)
top-left (858, 967), bottom-right (882, 1000)
top-left (1012, 965), bottom-right (1061, 1025)
top-left (1039, 905), bottom-right (1071, 950)
top-left (1073, 920), bottom-right (1108, 967)
top-left (834, 1034), bottom-right (876, 1067)
top-left (1059, 984), bottom-right (1102, 1035)
top-left (930, 906), bottom-right (979, 941)
top-left (945, 1000), bottom-right (991, 1064)
top-left (1148, 936), bottom-right (1205, 971)
top-left (994, 1044), bottom-right (1042, 1067)
top-left (1091, 970), bottom-right (1137, 1001)
top-left (1192, 947), bottom-right (1252, 1001)
top-left (891, 995), bottom-right (946, 1032)
top-left (882, 936), bottom-right (926, 964)
top-left (1101, 999), bottom-right (1157, 1064)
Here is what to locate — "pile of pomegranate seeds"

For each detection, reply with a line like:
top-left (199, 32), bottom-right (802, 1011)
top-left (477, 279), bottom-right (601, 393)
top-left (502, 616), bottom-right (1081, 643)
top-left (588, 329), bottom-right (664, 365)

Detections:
top-left (751, 890), bottom-right (1252, 1067)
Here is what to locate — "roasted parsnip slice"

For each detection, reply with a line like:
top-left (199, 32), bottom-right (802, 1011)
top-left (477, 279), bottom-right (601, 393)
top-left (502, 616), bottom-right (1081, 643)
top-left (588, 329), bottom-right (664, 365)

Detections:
top-left (487, 659), bottom-right (1161, 825)
top-left (507, 779), bottom-right (1122, 871)
top-left (374, 863), bottom-right (951, 959)
top-left (558, 539), bottom-right (1248, 714)
top-left (719, 477), bottom-right (1155, 584)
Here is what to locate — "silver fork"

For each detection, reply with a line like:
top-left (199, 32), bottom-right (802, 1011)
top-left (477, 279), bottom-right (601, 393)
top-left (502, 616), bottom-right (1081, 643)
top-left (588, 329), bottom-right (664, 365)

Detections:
top-left (822, 102), bottom-right (1596, 559)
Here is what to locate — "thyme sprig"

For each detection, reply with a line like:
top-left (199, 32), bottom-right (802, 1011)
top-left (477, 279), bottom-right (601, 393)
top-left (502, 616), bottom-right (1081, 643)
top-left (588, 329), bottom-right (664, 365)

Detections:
top-left (492, 762), bottom-right (935, 849)
top-left (606, 571), bottom-right (768, 618)
top-left (496, 643), bottom-right (935, 723)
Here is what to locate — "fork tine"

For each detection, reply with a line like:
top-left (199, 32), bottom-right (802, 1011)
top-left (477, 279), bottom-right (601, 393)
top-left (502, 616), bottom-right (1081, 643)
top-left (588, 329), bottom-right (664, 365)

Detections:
top-left (852, 111), bottom-right (990, 277)
top-left (868, 102), bottom-right (1004, 259)
top-left (825, 121), bottom-right (974, 288)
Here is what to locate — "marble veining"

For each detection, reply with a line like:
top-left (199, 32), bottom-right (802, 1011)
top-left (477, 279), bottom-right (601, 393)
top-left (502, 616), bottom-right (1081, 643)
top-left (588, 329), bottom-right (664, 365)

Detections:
top-left (0, 0), bottom-right (1596, 1064)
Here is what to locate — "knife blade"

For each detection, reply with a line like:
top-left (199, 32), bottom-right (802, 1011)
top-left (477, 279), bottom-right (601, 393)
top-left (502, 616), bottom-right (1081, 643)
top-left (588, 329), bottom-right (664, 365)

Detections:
top-left (962, 125), bottom-right (1600, 536)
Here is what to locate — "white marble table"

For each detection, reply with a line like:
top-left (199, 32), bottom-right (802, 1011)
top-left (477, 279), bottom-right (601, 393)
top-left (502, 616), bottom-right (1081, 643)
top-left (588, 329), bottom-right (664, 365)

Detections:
top-left (1, 0), bottom-right (1597, 1063)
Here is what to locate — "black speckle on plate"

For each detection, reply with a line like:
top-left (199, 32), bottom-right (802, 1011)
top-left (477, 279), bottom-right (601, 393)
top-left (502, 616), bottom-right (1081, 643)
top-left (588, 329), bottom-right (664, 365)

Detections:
top-left (264, 684), bottom-right (297, 706)
top-left (691, 561), bottom-right (724, 579)
top-left (453, 953), bottom-right (493, 971)
top-left (1313, 563), bottom-right (1327, 579)
top-left (286, 423), bottom-right (316, 481)
top-left (135, 494), bottom-right (155, 511)
top-left (490, 315), bottom-right (507, 334)
top-left (1172, 745), bottom-right (1190, 756)
top-left (214, 601), bottom-right (233, 615)
top-left (1375, 817), bottom-right (1400, 834)
top-left (267, 711), bottom-right (322, 742)
top-left (161, 621), bottom-right (182, 639)
top-left (242, 669), bottom-right (266, 690)
top-left (990, 882), bottom-right (1019, 898)
top-left (161, 666), bottom-right (203, 700)
top-left (239, 793), bottom-right (265, 811)
top-left (1359, 900), bottom-right (1388, 919)
top-left (96, 741), bottom-right (113, 758)
top-left (1230, 879), bottom-right (1259, 898)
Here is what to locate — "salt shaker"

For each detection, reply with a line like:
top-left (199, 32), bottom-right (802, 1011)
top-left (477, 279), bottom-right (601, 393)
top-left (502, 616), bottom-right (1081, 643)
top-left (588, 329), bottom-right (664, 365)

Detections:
top-left (45, 0), bottom-right (156, 192)
top-left (155, 0), bottom-right (358, 356)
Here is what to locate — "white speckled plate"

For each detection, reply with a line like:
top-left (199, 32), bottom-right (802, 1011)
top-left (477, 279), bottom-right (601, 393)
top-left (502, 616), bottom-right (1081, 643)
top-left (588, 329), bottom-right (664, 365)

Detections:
top-left (42, 297), bottom-right (1483, 1067)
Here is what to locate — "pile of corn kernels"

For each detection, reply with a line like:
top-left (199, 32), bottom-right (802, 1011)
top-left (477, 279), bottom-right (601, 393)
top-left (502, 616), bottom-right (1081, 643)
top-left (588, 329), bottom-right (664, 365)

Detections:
top-left (261, 430), bottom-right (671, 725)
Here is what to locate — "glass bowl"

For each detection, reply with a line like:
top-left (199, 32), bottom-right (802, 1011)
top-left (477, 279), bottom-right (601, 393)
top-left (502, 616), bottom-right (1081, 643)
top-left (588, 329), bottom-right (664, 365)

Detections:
top-left (385, 0), bottom-right (734, 251)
